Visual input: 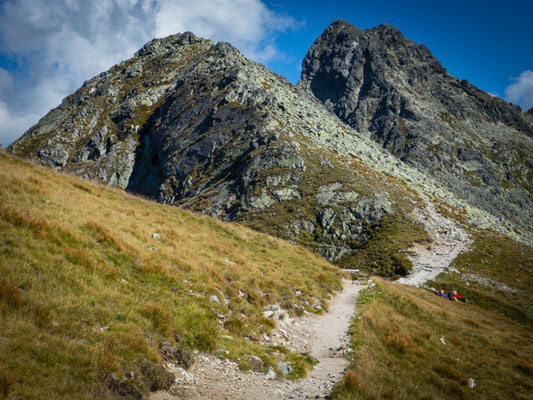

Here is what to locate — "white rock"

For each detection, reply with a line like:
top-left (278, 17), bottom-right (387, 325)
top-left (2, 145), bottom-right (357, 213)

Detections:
top-left (278, 362), bottom-right (293, 376)
top-left (174, 366), bottom-right (197, 384)
top-left (440, 337), bottom-right (446, 345)
top-left (265, 368), bottom-right (276, 379)
top-left (209, 295), bottom-right (220, 303)
top-left (468, 378), bottom-right (476, 388)
top-left (151, 233), bottom-right (160, 239)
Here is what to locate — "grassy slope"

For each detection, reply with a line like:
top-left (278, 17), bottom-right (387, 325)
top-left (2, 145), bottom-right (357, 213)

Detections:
top-left (0, 153), bottom-right (343, 399)
top-left (332, 279), bottom-right (533, 400)
top-left (331, 194), bottom-right (533, 400)
top-left (428, 231), bottom-right (533, 325)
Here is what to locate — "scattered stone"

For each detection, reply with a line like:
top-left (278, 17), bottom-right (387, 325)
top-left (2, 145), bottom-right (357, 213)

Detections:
top-left (209, 295), bottom-right (220, 303)
top-left (245, 355), bottom-right (264, 371)
top-left (440, 337), bottom-right (446, 345)
top-left (172, 366), bottom-right (197, 384)
top-left (95, 325), bottom-right (109, 332)
top-left (468, 378), bottom-right (476, 388)
top-left (221, 335), bottom-right (234, 341)
top-left (151, 233), bottom-right (160, 239)
top-left (265, 368), bottom-right (276, 379)
top-left (278, 362), bottom-right (293, 376)
top-left (149, 247), bottom-right (157, 251)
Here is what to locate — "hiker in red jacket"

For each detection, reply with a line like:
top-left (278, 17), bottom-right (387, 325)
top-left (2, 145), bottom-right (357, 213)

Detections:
top-left (448, 290), bottom-right (468, 302)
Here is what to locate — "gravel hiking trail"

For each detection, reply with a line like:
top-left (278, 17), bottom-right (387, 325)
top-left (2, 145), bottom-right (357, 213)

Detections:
top-left (399, 194), bottom-right (471, 287)
top-left (150, 197), bottom-right (469, 399)
top-left (151, 279), bottom-right (364, 400)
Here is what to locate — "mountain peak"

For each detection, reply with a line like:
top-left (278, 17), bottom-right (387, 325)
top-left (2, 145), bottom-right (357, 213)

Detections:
top-left (134, 31), bottom-right (212, 58)
top-left (299, 21), bottom-right (533, 237)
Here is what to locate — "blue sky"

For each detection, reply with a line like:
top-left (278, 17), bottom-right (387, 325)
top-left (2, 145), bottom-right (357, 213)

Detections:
top-left (267, 0), bottom-right (533, 96)
top-left (1, 0), bottom-right (532, 146)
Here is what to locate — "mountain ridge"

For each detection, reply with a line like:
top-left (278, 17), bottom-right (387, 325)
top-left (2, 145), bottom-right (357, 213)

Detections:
top-left (7, 24), bottom-right (533, 270)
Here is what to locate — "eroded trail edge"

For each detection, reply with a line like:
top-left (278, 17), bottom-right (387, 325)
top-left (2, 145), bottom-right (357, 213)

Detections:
top-left (152, 280), bottom-right (363, 400)
top-left (399, 194), bottom-right (471, 287)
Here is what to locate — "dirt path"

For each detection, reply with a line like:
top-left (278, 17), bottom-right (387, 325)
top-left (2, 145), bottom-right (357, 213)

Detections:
top-left (399, 194), bottom-right (471, 287)
top-left (150, 197), bottom-right (469, 399)
top-left (151, 280), bottom-right (364, 400)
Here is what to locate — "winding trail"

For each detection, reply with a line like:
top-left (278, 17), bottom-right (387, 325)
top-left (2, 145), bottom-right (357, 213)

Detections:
top-left (399, 194), bottom-right (471, 287)
top-left (151, 280), bottom-right (364, 400)
top-left (151, 197), bottom-right (471, 399)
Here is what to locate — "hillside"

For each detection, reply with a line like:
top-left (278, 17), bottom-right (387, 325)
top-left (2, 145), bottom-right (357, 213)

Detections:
top-left (332, 278), bottom-right (533, 400)
top-left (0, 152), bottom-right (343, 399)
top-left (7, 29), bottom-right (530, 280)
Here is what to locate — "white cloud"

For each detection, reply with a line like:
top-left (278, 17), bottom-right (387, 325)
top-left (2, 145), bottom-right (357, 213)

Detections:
top-left (154, 0), bottom-right (298, 62)
top-left (0, 0), bottom-right (298, 146)
top-left (505, 70), bottom-right (533, 112)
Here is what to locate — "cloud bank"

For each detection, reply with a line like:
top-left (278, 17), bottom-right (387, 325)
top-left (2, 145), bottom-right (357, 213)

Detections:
top-left (505, 70), bottom-right (533, 112)
top-left (0, 0), bottom-right (298, 145)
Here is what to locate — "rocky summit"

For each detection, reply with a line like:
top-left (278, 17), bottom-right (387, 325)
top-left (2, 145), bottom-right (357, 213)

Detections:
top-left (299, 19), bottom-right (533, 236)
top-left (7, 22), bottom-right (533, 271)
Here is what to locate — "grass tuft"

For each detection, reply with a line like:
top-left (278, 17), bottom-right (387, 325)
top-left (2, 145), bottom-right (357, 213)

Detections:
top-left (0, 365), bottom-right (16, 396)
top-left (141, 303), bottom-right (172, 335)
top-left (0, 276), bottom-right (24, 307)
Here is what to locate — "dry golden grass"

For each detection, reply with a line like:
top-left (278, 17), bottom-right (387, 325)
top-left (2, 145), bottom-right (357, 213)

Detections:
top-left (332, 279), bottom-right (533, 400)
top-left (0, 153), bottom-right (343, 399)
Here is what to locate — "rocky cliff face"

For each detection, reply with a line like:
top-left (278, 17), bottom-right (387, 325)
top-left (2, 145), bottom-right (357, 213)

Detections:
top-left (9, 33), bottom-right (214, 187)
top-left (7, 26), bottom-right (533, 272)
top-left (299, 19), bottom-right (533, 235)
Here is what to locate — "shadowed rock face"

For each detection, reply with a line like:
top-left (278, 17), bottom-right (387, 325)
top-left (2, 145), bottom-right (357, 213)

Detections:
top-left (7, 25), bottom-right (533, 258)
top-left (299, 19), bottom-right (533, 234)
